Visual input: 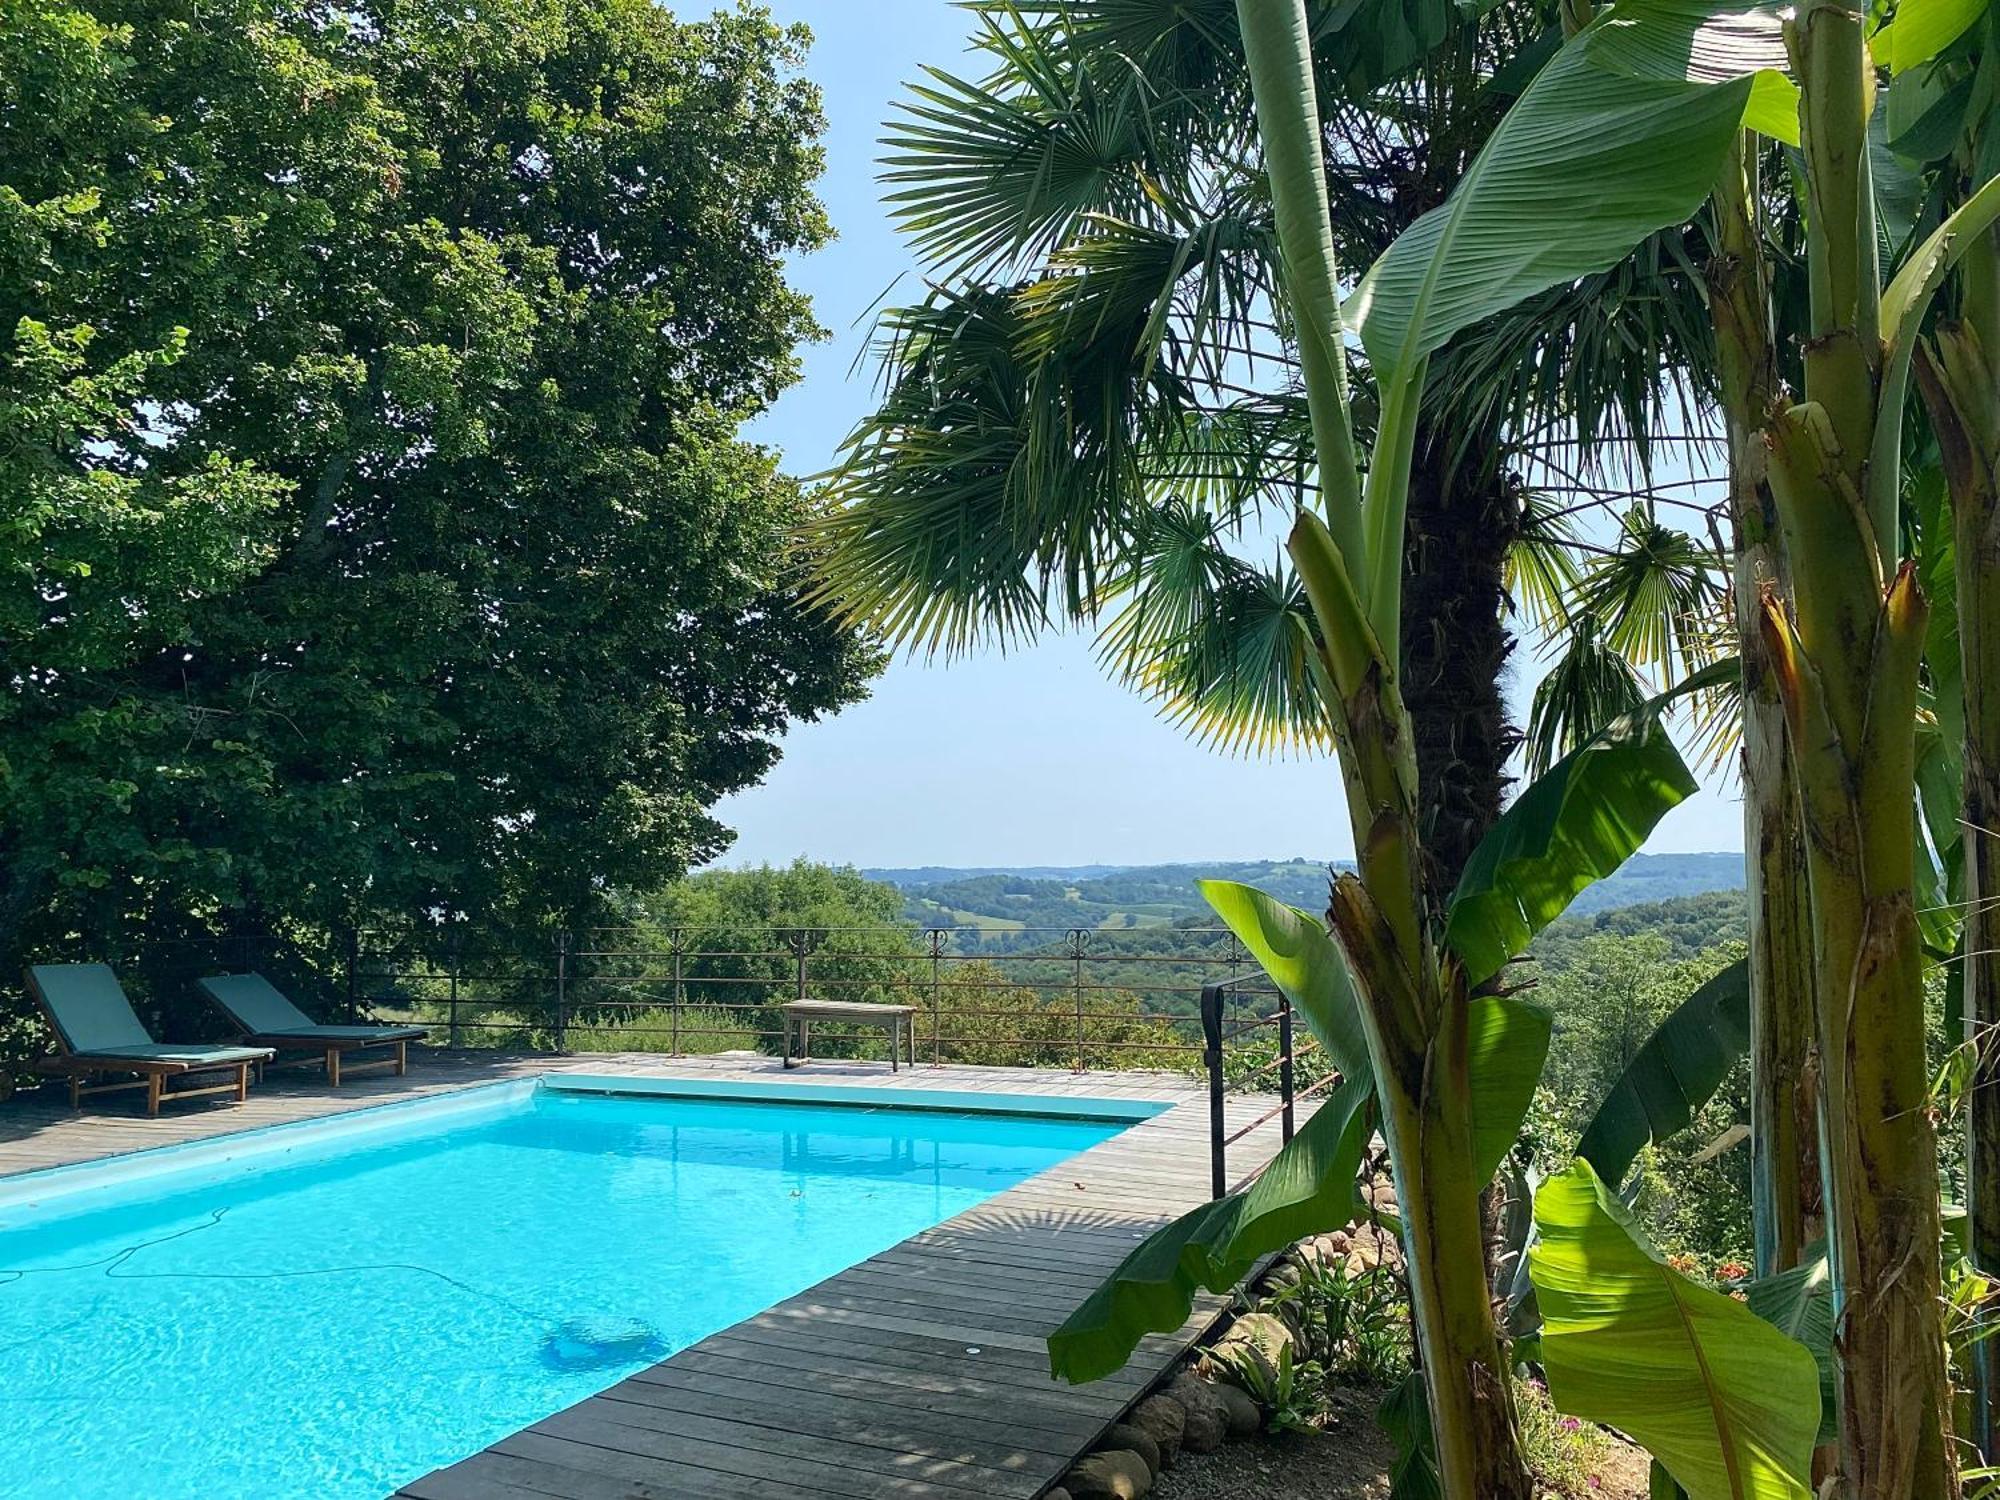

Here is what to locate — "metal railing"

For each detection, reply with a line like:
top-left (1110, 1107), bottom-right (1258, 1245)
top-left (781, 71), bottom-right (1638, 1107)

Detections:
top-left (41, 922), bottom-right (1320, 1196)
top-left (1199, 976), bottom-right (1343, 1197)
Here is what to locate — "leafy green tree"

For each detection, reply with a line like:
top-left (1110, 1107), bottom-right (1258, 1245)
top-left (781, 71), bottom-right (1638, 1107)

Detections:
top-left (1532, 933), bottom-right (1754, 1264)
top-left (0, 0), bottom-right (874, 972)
top-left (625, 862), bottom-right (918, 1045)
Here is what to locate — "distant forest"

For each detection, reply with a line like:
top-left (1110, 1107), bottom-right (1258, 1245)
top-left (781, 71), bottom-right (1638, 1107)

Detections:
top-left (867, 852), bottom-right (1746, 942)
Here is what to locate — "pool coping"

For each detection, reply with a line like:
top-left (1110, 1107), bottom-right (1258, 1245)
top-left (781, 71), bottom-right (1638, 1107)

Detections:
top-left (538, 1070), bottom-right (1176, 1123)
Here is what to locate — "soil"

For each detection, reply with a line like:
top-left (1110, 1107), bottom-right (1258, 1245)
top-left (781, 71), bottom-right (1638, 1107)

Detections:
top-left (1153, 1386), bottom-right (1393, 1500)
top-left (1151, 1384), bottom-right (1654, 1500)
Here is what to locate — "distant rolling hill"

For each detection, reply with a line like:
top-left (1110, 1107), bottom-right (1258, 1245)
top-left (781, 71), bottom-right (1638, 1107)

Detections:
top-left (864, 851), bottom-right (1745, 934)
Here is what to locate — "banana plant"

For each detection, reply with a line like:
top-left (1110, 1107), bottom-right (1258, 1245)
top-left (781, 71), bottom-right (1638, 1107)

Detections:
top-left (1046, 710), bottom-right (1695, 1452)
top-left (1055, 0), bottom-right (1823, 1485)
top-left (1707, 126), bottom-right (1823, 1285)
top-left (1390, 0), bottom-right (2000, 1487)
top-left (1892, 1), bottom-right (2000, 1450)
top-left (1532, 1162), bottom-right (1823, 1500)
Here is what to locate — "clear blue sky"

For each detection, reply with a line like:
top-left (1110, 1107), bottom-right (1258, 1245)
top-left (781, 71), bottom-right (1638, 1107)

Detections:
top-left (712, 0), bottom-right (1742, 869)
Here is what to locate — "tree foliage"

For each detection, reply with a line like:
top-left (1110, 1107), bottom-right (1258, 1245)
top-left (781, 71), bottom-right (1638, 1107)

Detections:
top-left (0, 0), bottom-right (875, 972)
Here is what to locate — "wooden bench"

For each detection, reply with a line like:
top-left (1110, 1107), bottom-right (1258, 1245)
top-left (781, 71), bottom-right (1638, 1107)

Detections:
top-left (780, 1000), bottom-right (918, 1071)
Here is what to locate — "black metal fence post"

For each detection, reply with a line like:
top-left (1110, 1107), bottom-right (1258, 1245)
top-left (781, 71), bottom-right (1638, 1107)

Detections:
top-left (927, 928), bottom-right (945, 1067)
top-left (669, 927), bottom-right (683, 1058)
top-left (1067, 928), bottom-right (1089, 1072)
top-left (447, 933), bottom-right (462, 1050)
top-left (1201, 981), bottom-right (1227, 1198)
top-left (553, 930), bottom-right (570, 1052)
top-left (1278, 992), bottom-right (1295, 1144)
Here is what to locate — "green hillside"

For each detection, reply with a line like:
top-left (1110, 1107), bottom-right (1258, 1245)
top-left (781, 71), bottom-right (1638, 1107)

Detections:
top-left (867, 852), bottom-right (1745, 938)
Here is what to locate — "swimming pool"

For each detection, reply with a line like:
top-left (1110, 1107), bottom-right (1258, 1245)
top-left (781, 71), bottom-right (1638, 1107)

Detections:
top-left (0, 1077), bottom-right (1148, 1498)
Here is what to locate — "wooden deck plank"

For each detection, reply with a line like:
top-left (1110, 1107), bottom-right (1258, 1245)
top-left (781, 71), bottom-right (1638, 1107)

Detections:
top-left (0, 1050), bottom-right (1293, 1500)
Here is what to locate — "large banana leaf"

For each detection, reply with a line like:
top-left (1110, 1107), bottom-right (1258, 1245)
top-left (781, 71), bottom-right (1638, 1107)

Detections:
top-left (1467, 996), bottom-right (1555, 1181)
top-left (1445, 710), bottom-right (1700, 988)
top-left (1200, 878), bottom-right (1371, 1074)
top-left (1348, 0), bottom-right (1795, 406)
top-left (1576, 957), bottom-right (1752, 1186)
top-left (1207, 877), bottom-right (1548, 1177)
top-left (1743, 1251), bottom-right (1837, 1444)
top-left (1876, 0), bottom-right (1990, 73)
top-left (1046, 1071), bottom-right (1375, 1381)
top-left (1043, 879), bottom-right (1381, 1383)
top-left (1531, 1162), bottom-right (1821, 1500)
top-left (1049, 888), bottom-right (1549, 1381)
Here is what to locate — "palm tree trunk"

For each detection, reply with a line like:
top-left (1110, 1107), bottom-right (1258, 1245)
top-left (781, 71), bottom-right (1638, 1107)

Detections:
top-left (1321, 755), bottom-right (1532, 1500)
top-left (1400, 426), bottom-right (1532, 1296)
top-left (1706, 136), bottom-right (1821, 1278)
top-left (1400, 428), bottom-right (1520, 900)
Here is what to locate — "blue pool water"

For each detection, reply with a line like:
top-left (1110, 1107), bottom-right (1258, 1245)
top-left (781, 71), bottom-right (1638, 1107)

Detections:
top-left (0, 1083), bottom-right (1127, 1498)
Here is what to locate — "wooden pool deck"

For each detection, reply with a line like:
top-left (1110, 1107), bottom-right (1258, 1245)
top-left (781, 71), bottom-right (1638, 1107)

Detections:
top-left (0, 1051), bottom-right (1296, 1500)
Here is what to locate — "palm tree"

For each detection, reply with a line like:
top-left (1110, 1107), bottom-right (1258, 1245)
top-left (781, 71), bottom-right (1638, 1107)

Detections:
top-left (824, 0), bottom-right (1708, 898)
top-left (817, 1), bottom-right (1721, 1487)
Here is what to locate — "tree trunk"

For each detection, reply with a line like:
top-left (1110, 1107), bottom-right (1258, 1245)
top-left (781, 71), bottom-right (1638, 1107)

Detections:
top-left (1913, 225), bottom-right (2000, 1458)
top-left (1327, 862), bottom-right (1532, 1500)
top-left (1400, 424), bottom-right (1529, 1295)
top-left (1400, 427), bottom-right (1521, 901)
top-left (1765, 15), bottom-right (1956, 1489)
top-left (1235, 6), bottom-right (1533, 1489)
top-left (1706, 135), bottom-right (1821, 1278)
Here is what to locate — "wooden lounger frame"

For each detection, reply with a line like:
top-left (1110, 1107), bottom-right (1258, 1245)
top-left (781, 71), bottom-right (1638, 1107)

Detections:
top-left (34, 1058), bottom-right (254, 1117)
top-left (25, 970), bottom-right (265, 1119)
top-left (248, 1035), bottom-right (410, 1088)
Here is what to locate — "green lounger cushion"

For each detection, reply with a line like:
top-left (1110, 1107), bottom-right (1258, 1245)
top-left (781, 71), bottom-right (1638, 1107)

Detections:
top-left (74, 1042), bottom-right (271, 1066)
top-left (29, 964), bottom-right (154, 1054)
top-left (253, 1024), bottom-right (427, 1043)
top-left (29, 964), bottom-right (270, 1066)
top-left (199, 973), bottom-right (423, 1043)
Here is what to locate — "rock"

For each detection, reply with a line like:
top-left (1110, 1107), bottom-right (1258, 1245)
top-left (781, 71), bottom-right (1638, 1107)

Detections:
top-left (1097, 1423), bottom-right (1161, 1479)
top-left (1209, 1311), bottom-right (1296, 1386)
top-left (1167, 1374), bottom-right (1229, 1454)
top-left (1211, 1379), bottom-right (1263, 1439)
top-left (1343, 1222), bottom-right (1404, 1278)
top-left (1127, 1393), bottom-right (1185, 1467)
top-left (1295, 1229), bottom-right (1350, 1270)
top-left (1044, 1491), bottom-right (1072, 1500)
top-left (1063, 1449), bottom-right (1153, 1499)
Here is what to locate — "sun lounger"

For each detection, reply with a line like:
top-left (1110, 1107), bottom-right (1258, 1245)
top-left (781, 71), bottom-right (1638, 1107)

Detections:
top-left (198, 972), bottom-right (426, 1086)
top-left (26, 964), bottom-right (273, 1117)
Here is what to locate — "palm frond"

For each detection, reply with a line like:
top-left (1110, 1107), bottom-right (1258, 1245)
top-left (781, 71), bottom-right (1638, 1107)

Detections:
top-left (1019, 210), bottom-right (1280, 391)
top-left (881, 15), bottom-right (1152, 280)
top-left (1426, 224), bottom-right (1720, 479)
top-left (1095, 501), bottom-right (1330, 754)
top-left (1571, 507), bottom-right (1728, 686)
top-left (1524, 615), bottom-right (1648, 775)
top-left (810, 289), bottom-right (1057, 653)
top-left (1504, 488), bottom-right (1584, 635)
